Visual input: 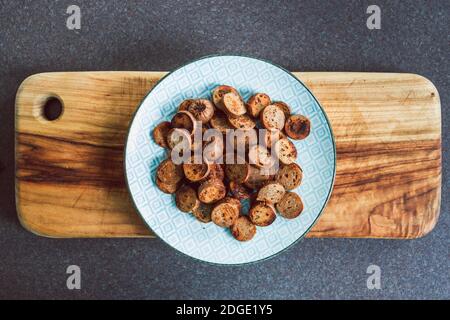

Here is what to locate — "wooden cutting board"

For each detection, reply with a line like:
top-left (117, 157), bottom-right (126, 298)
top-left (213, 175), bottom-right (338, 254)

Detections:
top-left (15, 72), bottom-right (442, 239)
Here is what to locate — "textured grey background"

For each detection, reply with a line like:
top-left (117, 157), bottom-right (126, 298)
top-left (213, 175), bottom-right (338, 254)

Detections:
top-left (0, 0), bottom-right (448, 299)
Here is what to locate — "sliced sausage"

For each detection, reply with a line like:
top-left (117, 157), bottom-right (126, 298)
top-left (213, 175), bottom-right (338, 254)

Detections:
top-left (186, 99), bottom-right (215, 124)
top-left (256, 182), bottom-right (286, 204)
top-left (249, 201), bottom-right (277, 227)
top-left (198, 178), bottom-right (227, 204)
top-left (276, 191), bottom-right (304, 219)
top-left (156, 159), bottom-right (184, 184)
top-left (231, 216), bottom-right (256, 241)
top-left (285, 115), bottom-right (311, 140)
top-left (274, 138), bottom-right (297, 165)
top-left (260, 104), bottom-right (286, 131)
top-left (175, 185), bottom-right (200, 213)
top-left (276, 163), bottom-right (303, 191)
top-left (152, 121), bottom-right (172, 148)
top-left (246, 93), bottom-right (271, 118)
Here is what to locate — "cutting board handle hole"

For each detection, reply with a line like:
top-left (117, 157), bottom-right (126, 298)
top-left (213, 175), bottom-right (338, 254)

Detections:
top-left (42, 97), bottom-right (63, 121)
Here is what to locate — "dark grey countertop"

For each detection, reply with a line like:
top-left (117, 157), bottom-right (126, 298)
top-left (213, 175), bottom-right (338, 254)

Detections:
top-left (0, 0), bottom-right (448, 299)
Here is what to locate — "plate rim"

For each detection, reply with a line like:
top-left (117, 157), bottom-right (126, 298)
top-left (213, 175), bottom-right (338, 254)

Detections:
top-left (124, 54), bottom-right (337, 265)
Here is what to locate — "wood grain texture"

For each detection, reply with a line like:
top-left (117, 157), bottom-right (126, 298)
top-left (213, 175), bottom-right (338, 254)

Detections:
top-left (15, 72), bottom-right (442, 238)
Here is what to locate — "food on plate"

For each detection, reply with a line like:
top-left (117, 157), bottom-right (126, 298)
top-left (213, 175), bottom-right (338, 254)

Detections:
top-left (152, 85), bottom-right (311, 241)
top-left (249, 201), bottom-right (277, 227)
top-left (285, 114), bottom-right (311, 140)
top-left (231, 216), bottom-right (256, 241)
top-left (246, 93), bottom-right (271, 118)
top-left (276, 191), bottom-right (304, 219)
top-left (152, 121), bottom-right (172, 148)
top-left (276, 163), bottom-right (303, 191)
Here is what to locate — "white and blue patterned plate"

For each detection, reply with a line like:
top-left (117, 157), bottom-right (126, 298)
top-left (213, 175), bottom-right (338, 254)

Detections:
top-left (125, 55), bottom-right (336, 265)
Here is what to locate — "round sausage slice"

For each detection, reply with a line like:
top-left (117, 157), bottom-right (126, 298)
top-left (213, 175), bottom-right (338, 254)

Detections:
top-left (156, 178), bottom-right (180, 194)
top-left (211, 198), bottom-right (240, 227)
top-left (192, 202), bottom-right (213, 223)
top-left (276, 163), bottom-right (303, 191)
top-left (256, 182), bottom-right (286, 204)
top-left (231, 216), bottom-right (257, 242)
top-left (285, 115), bottom-right (311, 140)
top-left (152, 121), bottom-right (172, 148)
top-left (273, 101), bottom-right (291, 118)
top-left (171, 110), bottom-right (197, 134)
top-left (276, 191), bottom-right (304, 219)
top-left (260, 104), bottom-right (285, 131)
top-left (198, 178), bottom-right (227, 204)
top-left (212, 85), bottom-right (239, 111)
top-left (249, 201), bottom-right (277, 227)
top-left (156, 159), bottom-right (184, 184)
top-left (175, 185), bottom-right (200, 213)
top-left (186, 99), bottom-right (215, 124)
top-left (274, 138), bottom-right (297, 165)
top-left (228, 114), bottom-right (256, 129)
top-left (183, 158), bottom-right (210, 182)
top-left (246, 93), bottom-right (271, 118)
top-left (222, 92), bottom-right (246, 117)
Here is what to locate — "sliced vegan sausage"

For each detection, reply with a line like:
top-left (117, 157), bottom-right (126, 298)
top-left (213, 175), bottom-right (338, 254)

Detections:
top-left (186, 99), bottom-right (215, 124)
top-left (175, 185), bottom-right (200, 213)
top-left (276, 191), bottom-right (304, 219)
top-left (249, 201), bottom-right (277, 227)
top-left (276, 163), bottom-right (303, 191)
top-left (156, 159), bottom-right (184, 184)
top-left (212, 85), bottom-right (239, 111)
top-left (178, 99), bottom-right (196, 111)
top-left (156, 177), bottom-right (180, 194)
top-left (285, 115), bottom-right (311, 140)
top-left (192, 202), bottom-right (213, 223)
top-left (231, 216), bottom-right (257, 241)
top-left (171, 110), bottom-right (197, 134)
top-left (246, 93), bottom-right (271, 118)
top-left (274, 138), bottom-right (298, 165)
top-left (260, 104), bottom-right (286, 131)
top-left (198, 178), bottom-right (227, 204)
top-left (256, 182), bottom-right (286, 204)
top-left (221, 91), bottom-right (246, 117)
top-left (228, 114), bottom-right (256, 129)
top-left (183, 158), bottom-right (210, 182)
top-left (152, 121), bottom-right (172, 148)
top-left (211, 198), bottom-right (240, 227)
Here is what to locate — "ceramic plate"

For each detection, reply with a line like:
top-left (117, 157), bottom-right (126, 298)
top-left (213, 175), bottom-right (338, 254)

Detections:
top-left (125, 55), bottom-right (336, 265)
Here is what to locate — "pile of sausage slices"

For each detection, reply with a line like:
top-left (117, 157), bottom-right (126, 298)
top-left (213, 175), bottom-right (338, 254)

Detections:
top-left (152, 85), bottom-right (311, 242)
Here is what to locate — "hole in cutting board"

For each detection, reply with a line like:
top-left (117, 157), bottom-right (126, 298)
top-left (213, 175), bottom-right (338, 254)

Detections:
top-left (42, 97), bottom-right (63, 121)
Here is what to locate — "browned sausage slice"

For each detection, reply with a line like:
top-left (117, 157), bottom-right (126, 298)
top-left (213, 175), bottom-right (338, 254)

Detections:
top-left (221, 92), bottom-right (246, 117)
top-left (276, 191), bottom-right (304, 219)
top-left (211, 198), bottom-right (240, 227)
top-left (192, 202), bottom-right (213, 223)
top-left (175, 185), bottom-right (200, 213)
top-left (156, 159), bottom-right (184, 184)
top-left (231, 216), bottom-right (256, 241)
top-left (260, 104), bottom-right (286, 131)
top-left (274, 138), bottom-right (297, 165)
top-left (256, 182), bottom-right (286, 204)
top-left (284, 115), bottom-right (311, 140)
top-left (198, 178), bottom-right (227, 204)
top-left (276, 163), bottom-right (303, 190)
top-left (152, 121), bottom-right (172, 148)
top-left (246, 93), bottom-right (271, 118)
top-left (186, 99), bottom-right (215, 124)
top-left (249, 201), bottom-right (277, 227)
